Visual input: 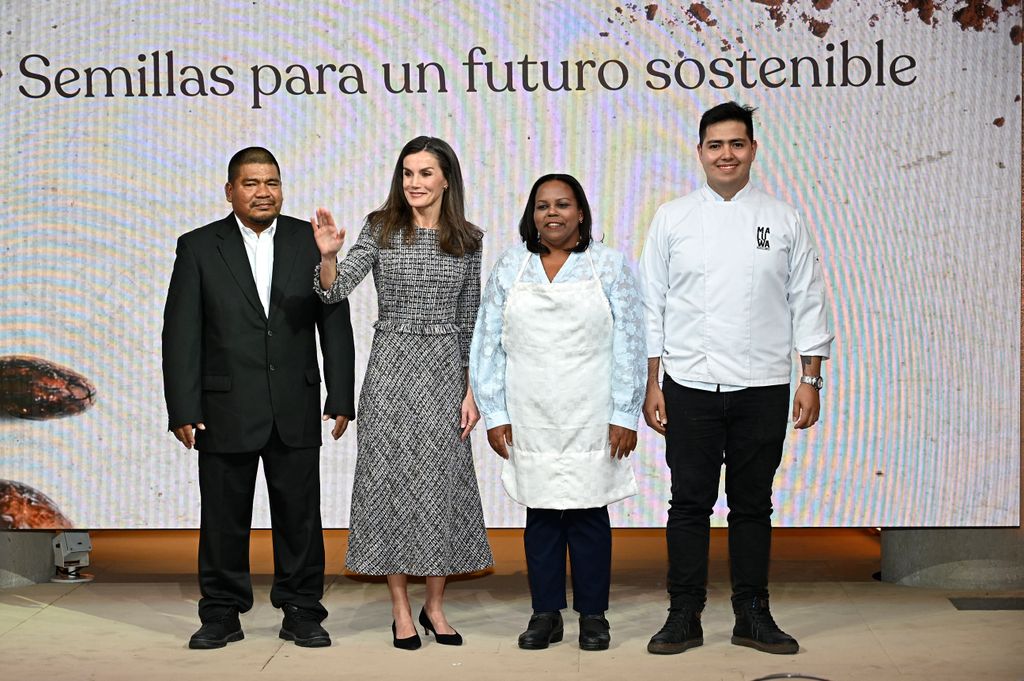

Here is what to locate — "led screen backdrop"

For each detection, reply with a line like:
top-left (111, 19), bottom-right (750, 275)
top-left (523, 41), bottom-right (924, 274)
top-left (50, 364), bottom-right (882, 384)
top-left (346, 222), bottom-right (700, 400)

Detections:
top-left (0, 1), bottom-right (1020, 528)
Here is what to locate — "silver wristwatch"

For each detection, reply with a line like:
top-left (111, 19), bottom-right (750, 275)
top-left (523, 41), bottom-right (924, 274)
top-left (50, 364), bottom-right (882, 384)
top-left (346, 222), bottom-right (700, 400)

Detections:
top-left (800, 375), bottom-right (824, 390)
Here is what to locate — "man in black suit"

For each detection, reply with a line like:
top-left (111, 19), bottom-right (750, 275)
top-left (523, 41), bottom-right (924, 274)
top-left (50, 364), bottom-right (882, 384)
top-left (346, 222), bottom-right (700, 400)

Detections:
top-left (162, 147), bottom-right (355, 649)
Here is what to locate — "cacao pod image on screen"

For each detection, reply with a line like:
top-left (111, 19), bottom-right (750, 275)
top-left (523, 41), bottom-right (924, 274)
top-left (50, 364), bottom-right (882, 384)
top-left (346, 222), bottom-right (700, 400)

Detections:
top-left (0, 480), bottom-right (74, 529)
top-left (0, 355), bottom-right (96, 419)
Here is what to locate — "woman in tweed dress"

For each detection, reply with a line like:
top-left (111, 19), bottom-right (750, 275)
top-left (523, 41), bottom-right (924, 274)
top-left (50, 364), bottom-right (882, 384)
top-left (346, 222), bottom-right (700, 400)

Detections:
top-left (312, 137), bottom-right (493, 648)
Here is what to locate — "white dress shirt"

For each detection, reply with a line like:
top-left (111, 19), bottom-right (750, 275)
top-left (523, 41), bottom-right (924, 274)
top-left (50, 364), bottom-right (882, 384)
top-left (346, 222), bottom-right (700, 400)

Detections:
top-left (236, 216), bottom-right (276, 318)
top-left (639, 183), bottom-right (833, 388)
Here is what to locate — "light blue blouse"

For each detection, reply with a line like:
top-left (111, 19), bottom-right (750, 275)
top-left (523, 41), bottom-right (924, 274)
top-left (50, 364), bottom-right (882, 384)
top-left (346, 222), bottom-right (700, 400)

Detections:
top-left (469, 240), bottom-right (646, 430)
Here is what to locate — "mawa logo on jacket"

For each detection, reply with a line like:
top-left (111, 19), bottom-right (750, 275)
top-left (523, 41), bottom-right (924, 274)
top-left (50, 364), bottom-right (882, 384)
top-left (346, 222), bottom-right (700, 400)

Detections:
top-left (756, 226), bottom-right (771, 250)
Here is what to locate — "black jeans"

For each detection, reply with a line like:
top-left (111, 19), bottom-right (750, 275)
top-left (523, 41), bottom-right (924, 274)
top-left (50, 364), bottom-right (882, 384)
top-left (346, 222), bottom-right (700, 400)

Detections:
top-left (524, 506), bottom-right (611, 615)
top-left (662, 376), bottom-right (789, 610)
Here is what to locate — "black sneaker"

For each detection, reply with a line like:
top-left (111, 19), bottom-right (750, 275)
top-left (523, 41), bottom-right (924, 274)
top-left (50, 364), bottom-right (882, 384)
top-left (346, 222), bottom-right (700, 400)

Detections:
top-left (646, 608), bottom-right (703, 655)
top-left (731, 596), bottom-right (798, 654)
top-left (578, 614), bottom-right (611, 651)
top-left (189, 615), bottom-right (243, 649)
top-left (517, 611), bottom-right (564, 650)
top-left (279, 604), bottom-right (331, 648)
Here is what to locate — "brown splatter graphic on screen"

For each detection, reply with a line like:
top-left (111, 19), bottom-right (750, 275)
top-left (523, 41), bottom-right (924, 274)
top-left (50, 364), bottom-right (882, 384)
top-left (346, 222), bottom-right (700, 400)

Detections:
top-left (688, 2), bottom-right (718, 29)
top-left (895, 0), bottom-right (940, 26)
top-left (756, 0), bottom-right (790, 29)
top-left (994, 117), bottom-right (1006, 125)
top-left (886, 0), bottom-right (1021, 39)
top-left (748, 1), bottom-right (1022, 42)
top-left (748, 0), bottom-right (836, 38)
top-left (802, 13), bottom-right (832, 36)
top-left (601, 1), bottom-right (1022, 47)
top-left (603, 4), bottom-right (641, 44)
top-left (953, 0), bottom-right (1000, 30)
top-left (604, 1), bottom-right (741, 49)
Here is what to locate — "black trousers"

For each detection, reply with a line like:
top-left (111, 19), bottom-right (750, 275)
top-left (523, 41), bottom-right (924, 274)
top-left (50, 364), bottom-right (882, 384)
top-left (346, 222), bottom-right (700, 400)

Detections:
top-left (524, 506), bottom-right (611, 615)
top-left (197, 426), bottom-right (327, 623)
top-left (662, 376), bottom-right (789, 611)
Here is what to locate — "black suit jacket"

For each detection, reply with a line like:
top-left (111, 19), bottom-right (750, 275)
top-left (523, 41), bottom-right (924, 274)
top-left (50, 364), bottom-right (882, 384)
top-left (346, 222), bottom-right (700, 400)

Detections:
top-left (162, 213), bottom-right (355, 453)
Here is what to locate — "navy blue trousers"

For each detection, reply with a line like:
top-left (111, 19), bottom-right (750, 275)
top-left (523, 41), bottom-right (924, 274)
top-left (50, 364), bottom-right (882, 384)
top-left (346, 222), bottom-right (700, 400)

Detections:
top-left (662, 377), bottom-right (790, 610)
top-left (524, 506), bottom-right (611, 615)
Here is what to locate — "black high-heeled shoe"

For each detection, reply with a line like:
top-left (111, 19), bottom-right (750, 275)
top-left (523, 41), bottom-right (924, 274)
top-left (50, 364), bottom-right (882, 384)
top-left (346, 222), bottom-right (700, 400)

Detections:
top-left (418, 607), bottom-right (463, 646)
top-left (392, 621), bottom-right (422, 650)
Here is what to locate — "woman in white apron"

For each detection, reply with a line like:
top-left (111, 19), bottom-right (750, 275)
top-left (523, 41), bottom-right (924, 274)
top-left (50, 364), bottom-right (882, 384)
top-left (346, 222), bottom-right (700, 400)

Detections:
top-left (470, 174), bottom-right (646, 651)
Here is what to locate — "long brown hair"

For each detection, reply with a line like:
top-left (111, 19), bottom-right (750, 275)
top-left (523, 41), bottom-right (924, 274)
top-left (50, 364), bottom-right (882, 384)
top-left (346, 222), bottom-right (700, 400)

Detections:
top-left (366, 136), bottom-right (481, 256)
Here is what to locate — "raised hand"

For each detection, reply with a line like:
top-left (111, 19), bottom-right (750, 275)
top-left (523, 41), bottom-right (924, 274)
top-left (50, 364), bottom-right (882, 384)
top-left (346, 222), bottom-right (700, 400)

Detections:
top-left (311, 207), bottom-right (346, 260)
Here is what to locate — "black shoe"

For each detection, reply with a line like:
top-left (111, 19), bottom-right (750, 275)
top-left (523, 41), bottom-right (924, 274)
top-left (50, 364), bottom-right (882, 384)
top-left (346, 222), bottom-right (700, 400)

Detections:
top-left (731, 596), bottom-right (799, 654)
top-left (392, 621), bottom-right (422, 650)
top-left (578, 614), bottom-right (611, 651)
top-left (517, 611), bottom-right (564, 650)
top-left (189, 615), bottom-right (243, 649)
top-left (279, 604), bottom-right (331, 648)
top-left (646, 608), bottom-right (703, 655)
top-left (418, 607), bottom-right (463, 646)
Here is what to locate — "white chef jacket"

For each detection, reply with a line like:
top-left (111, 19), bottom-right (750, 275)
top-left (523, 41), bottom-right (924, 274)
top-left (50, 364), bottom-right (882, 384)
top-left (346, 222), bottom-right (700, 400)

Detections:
top-left (638, 183), bottom-right (833, 386)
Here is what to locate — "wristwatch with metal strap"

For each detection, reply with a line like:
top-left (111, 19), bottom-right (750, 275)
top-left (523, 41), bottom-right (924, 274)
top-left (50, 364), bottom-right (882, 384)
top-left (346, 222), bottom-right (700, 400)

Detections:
top-left (800, 375), bottom-right (824, 390)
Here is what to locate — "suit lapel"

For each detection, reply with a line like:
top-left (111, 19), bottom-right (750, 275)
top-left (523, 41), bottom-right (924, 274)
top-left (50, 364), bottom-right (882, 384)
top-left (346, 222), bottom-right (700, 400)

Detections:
top-left (215, 214), bottom-right (267, 320)
top-left (268, 218), bottom-right (301, 321)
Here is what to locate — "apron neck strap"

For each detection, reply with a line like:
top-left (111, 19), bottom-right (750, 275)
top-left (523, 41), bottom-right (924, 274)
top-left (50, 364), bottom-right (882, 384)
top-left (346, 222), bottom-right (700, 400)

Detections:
top-left (583, 247), bottom-right (599, 280)
top-left (514, 251), bottom-right (533, 283)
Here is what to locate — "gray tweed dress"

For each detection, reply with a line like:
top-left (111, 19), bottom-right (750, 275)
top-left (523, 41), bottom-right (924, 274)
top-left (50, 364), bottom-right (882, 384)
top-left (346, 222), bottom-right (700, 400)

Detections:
top-left (315, 226), bottom-right (493, 576)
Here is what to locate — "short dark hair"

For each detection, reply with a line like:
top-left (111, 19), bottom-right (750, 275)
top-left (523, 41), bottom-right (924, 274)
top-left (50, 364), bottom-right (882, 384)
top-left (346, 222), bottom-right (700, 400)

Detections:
top-left (699, 101), bottom-right (757, 145)
top-left (518, 174), bottom-right (593, 254)
top-left (227, 147), bottom-right (280, 183)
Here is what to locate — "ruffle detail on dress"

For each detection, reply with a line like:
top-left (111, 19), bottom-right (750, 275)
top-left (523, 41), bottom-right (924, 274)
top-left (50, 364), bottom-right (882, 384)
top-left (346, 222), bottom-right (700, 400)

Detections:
top-left (372, 319), bottom-right (461, 335)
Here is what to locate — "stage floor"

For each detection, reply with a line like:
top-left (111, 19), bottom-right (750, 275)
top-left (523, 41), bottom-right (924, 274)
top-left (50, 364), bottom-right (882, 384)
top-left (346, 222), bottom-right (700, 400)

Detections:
top-left (1, 530), bottom-right (1022, 680)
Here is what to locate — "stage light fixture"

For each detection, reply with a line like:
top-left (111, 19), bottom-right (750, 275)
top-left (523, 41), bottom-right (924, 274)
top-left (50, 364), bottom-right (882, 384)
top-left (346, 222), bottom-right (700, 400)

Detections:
top-left (51, 531), bottom-right (94, 583)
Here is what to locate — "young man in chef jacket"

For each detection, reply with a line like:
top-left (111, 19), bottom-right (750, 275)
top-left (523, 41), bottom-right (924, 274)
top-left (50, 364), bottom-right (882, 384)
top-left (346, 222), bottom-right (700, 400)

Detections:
top-left (639, 101), bottom-right (833, 656)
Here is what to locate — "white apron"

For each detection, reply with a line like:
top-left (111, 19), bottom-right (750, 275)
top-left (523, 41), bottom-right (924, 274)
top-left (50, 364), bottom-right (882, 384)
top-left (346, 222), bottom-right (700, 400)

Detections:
top-left (500, 251), bottom-right (638, 509)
